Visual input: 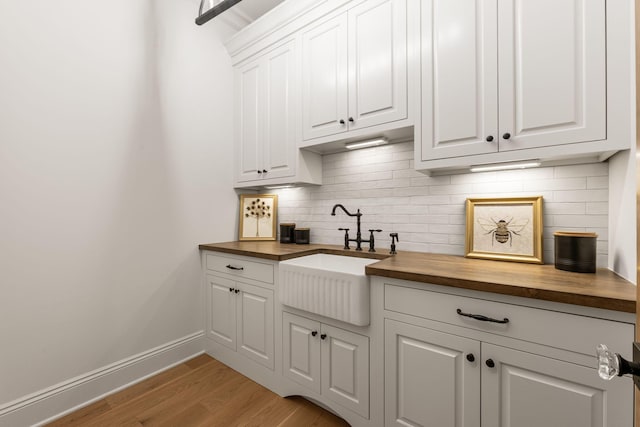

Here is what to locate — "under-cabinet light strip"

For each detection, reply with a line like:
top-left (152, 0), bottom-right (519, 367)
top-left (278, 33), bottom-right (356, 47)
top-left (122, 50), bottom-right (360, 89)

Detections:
top-left (344, 138), bottom-right (388, 150)
top-left (470, 160), bottom-right (541, 173)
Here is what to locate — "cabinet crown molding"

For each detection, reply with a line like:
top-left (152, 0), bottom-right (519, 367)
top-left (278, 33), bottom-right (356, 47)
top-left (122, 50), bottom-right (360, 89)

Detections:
top-left (224, 0), bottom-right (335, 63)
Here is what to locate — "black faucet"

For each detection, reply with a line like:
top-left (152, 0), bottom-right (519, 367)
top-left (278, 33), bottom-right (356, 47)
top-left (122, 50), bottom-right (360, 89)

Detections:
top-left (331, 204), bottom-right (380, 251)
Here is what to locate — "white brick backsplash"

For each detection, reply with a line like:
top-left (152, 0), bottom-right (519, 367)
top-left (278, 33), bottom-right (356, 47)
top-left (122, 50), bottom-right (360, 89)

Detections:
top-left (555, 162), bottom-right (609, 177)
top-left (273, 146), bottom-right (610, 267)
top-left (587, 176), bottom-right (609, 189)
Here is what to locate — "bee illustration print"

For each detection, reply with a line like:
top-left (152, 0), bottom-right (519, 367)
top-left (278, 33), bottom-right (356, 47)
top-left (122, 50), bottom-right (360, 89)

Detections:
top-left (477, 217), bottom-right (529, 246)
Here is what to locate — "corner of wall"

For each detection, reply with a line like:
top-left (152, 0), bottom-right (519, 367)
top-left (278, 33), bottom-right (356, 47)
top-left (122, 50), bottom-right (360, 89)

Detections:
top-left (608, 150), bottom-right (637, 284)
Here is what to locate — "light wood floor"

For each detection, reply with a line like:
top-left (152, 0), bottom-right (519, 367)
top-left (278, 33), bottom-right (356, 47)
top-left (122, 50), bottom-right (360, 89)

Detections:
top-left (46, 354), bottom-right (350, 427)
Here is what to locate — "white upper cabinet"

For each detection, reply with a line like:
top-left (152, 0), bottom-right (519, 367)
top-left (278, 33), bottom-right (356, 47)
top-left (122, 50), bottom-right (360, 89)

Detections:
top-left (302, 14), bottom-right (349, 140)
top-left (235, 38), bottom-right (321, 188)
top-left (417, 0), bottom-right (627, 172)
top-left (420, 0), bottom-right (499, 159)
top-left (497, 0), bottom-right (605, 151)
top-left (302, 0), bottom-right (409, 143)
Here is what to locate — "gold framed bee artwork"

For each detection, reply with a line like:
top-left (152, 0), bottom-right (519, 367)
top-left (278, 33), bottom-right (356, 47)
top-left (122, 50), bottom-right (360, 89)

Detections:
top-left (465, 196), bottom-right (543, 264)
top-left (239, 194), bottom-right (278, 241)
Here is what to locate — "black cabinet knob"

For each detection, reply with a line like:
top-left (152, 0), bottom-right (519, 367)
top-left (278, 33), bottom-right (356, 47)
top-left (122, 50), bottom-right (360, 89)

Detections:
top-left (234, 289), bottom-right (240, 294)
top-left (339, 119), bottom-right (345, 124)
top-left (466, 353), bottom-right (475, 363)
top-left (320, 333), bottom-right (327, 340)
top-left (229, 287), bottom-right (234, 292)
top-left (502, 132), bottom-right (511, 140)
top-left (348, 117), bottom-right (354, 122)
top-left (486, 135), bottom-right (494, 142)
top-left (311, 331), bottom-right (318, 337)
top-left (262, 169), bottom-right (267, 173)
top-left (486, 359), bottom-right (495, 368)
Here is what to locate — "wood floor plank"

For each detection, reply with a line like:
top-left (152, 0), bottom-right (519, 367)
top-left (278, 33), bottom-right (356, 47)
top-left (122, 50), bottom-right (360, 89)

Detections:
top-left (183, 353), bottom-right (213, 370)
top-left (46, 399), bottom-right (113, 427)
top-left (105, 363), bottom-right (193, 408)
top-left (46, 355), bottom-right (349, 427)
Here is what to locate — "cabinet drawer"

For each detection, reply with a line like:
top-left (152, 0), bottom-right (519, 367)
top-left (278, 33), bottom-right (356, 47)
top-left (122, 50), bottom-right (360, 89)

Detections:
top-left (206, 254), bottom-right (274, 284)
top-left (384, 283), bottom-right (633, 359)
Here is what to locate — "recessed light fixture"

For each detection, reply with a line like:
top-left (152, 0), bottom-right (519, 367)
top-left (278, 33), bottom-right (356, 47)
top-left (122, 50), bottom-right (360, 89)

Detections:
top-left (470, 160), bottom-right (542, 173)
top-left (345, 138), bottom-right (388, 150)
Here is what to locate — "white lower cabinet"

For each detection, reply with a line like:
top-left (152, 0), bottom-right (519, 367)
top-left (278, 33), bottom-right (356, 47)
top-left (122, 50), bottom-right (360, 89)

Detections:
top-left (482, 343), bottom-right (630, 427)
top-left (383, 282), bottom-right (634, 427)
top-left (207, 274), bottom-right (274, 370)
top-left (385, 320), bottom-right (480, 427)
top-left (283, 311), bottom-right (369, 418)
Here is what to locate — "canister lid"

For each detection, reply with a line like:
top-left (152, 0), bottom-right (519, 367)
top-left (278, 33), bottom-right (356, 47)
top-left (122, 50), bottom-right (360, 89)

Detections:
top-left (553, 231), bottom-right (598, 238)
top-left (280, 223), bottom-right (296, 226)
top-left (295, 227), bottom-right (310, 231)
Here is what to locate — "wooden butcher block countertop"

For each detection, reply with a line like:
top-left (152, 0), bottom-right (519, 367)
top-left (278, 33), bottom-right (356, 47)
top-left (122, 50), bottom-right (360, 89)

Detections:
top-left (199, 241), bottom-right (636, 313)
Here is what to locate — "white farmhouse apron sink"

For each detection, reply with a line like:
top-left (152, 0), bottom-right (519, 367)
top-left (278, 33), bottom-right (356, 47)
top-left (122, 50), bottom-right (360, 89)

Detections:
top-left (279, 254), bottom-right (378, 326)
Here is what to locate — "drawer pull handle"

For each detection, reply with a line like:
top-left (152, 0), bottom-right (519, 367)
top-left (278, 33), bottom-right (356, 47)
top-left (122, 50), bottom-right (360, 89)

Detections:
top-left (457, 308), bottom-right (509, 324)
top-left (226, 264), bottom-right (244, 271)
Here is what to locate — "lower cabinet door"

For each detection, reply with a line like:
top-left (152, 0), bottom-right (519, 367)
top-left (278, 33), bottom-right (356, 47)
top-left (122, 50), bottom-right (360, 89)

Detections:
top-left (283, 312), bottom-right (321, 393)
top-left (321, 324), bottom-right (370, 418)
top-left (385, 319), bottom-right (481, 427)
top-left (208, 275), bottom-right (237, 351)
top-left (237, 282), bottom-right (274, 370)
top-left (481, 343), bottom-right (633, 427)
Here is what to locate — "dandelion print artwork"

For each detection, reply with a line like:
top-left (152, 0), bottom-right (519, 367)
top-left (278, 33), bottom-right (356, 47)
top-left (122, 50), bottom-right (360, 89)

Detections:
top-left (239, 194), bottom-right (278, 241)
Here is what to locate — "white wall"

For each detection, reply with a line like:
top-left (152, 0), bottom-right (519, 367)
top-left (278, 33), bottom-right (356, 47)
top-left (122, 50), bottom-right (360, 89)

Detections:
top-left (609, 148), bottom-right (637, 283)
top-left (0, 0), bottom-right (236, 412)
top-left (275, 142), bottom-right (611, 267)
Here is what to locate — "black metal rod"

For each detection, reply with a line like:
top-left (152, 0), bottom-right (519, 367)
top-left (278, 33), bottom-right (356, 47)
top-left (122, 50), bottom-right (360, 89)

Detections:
top-left (196, 0), bottom-right (243, 26)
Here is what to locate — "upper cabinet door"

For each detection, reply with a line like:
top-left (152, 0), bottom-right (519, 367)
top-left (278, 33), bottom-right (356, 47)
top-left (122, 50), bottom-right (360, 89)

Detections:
top-left (263, 40), bottom-right (298, 180)
top-left (420, 0), bottom-right (498, 161)
top-left (498, 0), bottom-right (606, 151)
top-left (302, 15), bottom-right (349, 140)
top-left (236, 61), bottom-right (263, 183)
top-left (347, 0), bottom-right (408, 131)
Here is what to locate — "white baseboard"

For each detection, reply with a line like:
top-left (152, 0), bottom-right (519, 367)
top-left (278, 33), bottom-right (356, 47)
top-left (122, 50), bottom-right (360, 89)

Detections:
top-left (0, 331), bottom-right (204, 427)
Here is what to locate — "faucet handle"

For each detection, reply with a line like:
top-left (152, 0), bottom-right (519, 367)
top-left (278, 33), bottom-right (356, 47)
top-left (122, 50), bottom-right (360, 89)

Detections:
top-left (338, 228), bottom-right (350, 250)
top-left (390, 233), bottom-right (399, 255)
top-left (368, 229), bottom-right (382, 253)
